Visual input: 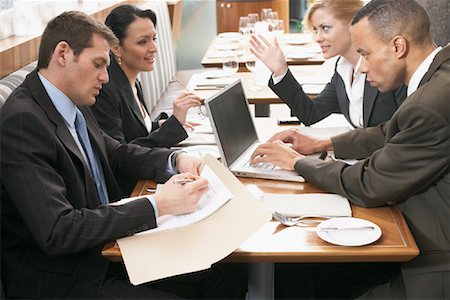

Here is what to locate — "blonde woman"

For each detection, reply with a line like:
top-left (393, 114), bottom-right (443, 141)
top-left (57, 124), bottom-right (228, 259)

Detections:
top-left (250, 0), bottom-right (406, 128)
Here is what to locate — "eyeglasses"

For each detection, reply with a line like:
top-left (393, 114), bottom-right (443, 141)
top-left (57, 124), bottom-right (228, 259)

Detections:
top-left (169, 80), bottom-right (207, 119)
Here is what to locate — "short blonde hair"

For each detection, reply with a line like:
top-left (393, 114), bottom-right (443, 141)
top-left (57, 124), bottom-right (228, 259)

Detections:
top-left (304, 0), bottom-right (364, 32)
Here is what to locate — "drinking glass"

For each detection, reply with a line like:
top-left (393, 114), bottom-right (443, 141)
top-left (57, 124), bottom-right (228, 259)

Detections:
top-left (272, 19), bottom-right (284, 37)
top-left (238, 16), bottom-right (250, 35)
top-left (247, 13), bottom-right (259, 34)
top-left (222, 53), bottom-right (239, 77)
top-left (244, 50), bottom-right (261, 91)
top-left (268, 11), bottom-right (279, 31)
top-left (260, 8), bottom-right (272, 22)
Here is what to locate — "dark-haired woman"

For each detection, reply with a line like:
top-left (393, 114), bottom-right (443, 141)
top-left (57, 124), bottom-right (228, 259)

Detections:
top-left (91, 4), bottom-right (200, 150)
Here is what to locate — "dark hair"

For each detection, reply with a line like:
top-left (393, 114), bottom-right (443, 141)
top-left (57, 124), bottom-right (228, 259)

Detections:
top-left (105, 4), bottom-right (157, 45)
top-left (351, 0), bottom-right (431, 45)
top-left (38, 11), bottom-right (118, 69)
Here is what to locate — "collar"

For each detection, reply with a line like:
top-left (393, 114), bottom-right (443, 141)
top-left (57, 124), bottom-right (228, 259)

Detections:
top-left (336, 56), bottom-right (363, 79)
top-left (408, 46), bottom-right (442, 96)
top-left (38, 72), bottom-right (77, 128)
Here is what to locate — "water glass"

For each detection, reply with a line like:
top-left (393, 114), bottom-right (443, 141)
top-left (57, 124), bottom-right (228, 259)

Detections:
top-left (222, 53), bottom-right (239, 76)
top-left (260, 8), bottom-right (272, 22)
top-left (244, 50), bottom-right (261, 91)
top-left (272, 19), bottom-right (284, 36)
top-left (238, 16), bottom-right (250, 35)
top-left (247, 13), bottom-right (259, 34)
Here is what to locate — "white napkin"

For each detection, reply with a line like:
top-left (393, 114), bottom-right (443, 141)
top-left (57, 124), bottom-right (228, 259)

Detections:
top-left (262, 193), bottom-right (352, 217)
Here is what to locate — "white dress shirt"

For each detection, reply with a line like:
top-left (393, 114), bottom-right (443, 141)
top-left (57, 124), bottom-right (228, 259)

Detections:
top-left (407, 46), bottom-right (442, 96)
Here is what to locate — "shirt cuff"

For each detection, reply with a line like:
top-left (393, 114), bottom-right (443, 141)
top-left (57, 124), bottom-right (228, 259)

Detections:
top-left (272, 69), bottom-right (288, 85)
top-left (144, 195), bottom-right (159, 218)
top-left (166, 151), bottom-right (179, 175)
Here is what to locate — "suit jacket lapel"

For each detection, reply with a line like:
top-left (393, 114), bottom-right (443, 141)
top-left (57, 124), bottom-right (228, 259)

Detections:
top-left (27, 71), bottom-right (102, 207)
top-left (419, 44), bottom-right (450, 87)
top-left (362, 81), bottom-right (378, 127)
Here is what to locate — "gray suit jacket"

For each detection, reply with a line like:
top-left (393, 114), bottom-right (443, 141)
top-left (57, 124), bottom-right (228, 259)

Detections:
top-left (0, 70), bottom-right (174, 298)
top-left (269, 58), bottom-right (407, 127)
top-left (294, 46), bottom-right (450, 298)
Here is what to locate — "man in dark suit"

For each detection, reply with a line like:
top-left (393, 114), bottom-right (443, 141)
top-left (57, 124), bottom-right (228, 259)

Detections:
top-left (0, 11), bottom-right (246, 299)
top-left (251, 0), bottom-right (450, 298)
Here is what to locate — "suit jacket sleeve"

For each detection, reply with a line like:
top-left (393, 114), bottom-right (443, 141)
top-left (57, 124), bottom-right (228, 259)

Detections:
top-left (294, 102), bottom-right (450, 208)
top-left (269, 69), bottom-right (341, 125)
top-left (92, 79), bottom-right (187, 148)
top-left (0, 106), bottom-right (164, 255)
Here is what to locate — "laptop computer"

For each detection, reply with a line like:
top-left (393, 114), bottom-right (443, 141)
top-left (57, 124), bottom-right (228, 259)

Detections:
top-left (205, 79), bottom-right (305, 182)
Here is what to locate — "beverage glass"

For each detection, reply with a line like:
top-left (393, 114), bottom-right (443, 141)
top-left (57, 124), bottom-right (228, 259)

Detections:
top-left (238, 16), bottom-right (249, 35)
top-left (247, 13), bottom-right (259, 34)
top-left (260, 8), bottom-right (272, 22)
top-left (244, 50), bottom-right (261, 91)
top-left (222, 53), bottom-right (239, 77)
top-left (272, 19), bottom-right (284, 36)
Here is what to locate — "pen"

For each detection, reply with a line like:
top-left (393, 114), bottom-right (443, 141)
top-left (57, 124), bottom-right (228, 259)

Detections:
top-left (173, 178), bottom-right (195, 185)
top-left (319, 151), bottom-right (328, 160)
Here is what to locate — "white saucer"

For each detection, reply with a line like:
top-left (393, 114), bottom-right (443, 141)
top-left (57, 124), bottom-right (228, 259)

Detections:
top-left (286, 52), bottom-right (314, 60)
top-left (201, 70), bottom-right (230, 79)
top-left (214, 43), bottom-right (241, 51)
top-left (285, 36), bottom-right (310, 45)
top-left (182, 145), bottom-right (220, 158)
top-left (218, 32), bottom-right (241, 39)
top-left (316, 217), bottom-right (382, 246)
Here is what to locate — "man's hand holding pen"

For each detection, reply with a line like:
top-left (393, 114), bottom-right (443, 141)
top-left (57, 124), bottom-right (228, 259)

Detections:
top-left (154, 173), bottom-right (209, 217)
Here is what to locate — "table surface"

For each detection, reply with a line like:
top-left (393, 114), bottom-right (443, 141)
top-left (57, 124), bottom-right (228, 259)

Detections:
top-left (103, 177), bottom-right (419, 264)
top-left (201, 33), bottom-right (325, 69)
top-left (186, 62), bottom-right (335, 105)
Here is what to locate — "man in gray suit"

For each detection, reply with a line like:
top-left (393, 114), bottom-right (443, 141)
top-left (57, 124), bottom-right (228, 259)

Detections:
top-left (251, 0), bottom-right (450, 298)
top-left (0, 11), bottom-right (246, 299)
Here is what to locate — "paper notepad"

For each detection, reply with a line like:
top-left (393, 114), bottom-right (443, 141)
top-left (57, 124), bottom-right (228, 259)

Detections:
top-left (262, 193), bottom-right (352, 217)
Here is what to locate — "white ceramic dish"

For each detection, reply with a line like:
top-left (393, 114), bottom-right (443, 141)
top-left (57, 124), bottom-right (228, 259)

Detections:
top-left (182, 145), bottom-right (220, 158)
top-left (201, 70), bottom-right (230, 79)
top-left (218, 32), bottom-right (241, 39)
top-left (316, 217), bottom-right (382, 246)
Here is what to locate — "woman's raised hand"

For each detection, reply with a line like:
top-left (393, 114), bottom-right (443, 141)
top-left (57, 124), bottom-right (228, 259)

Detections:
top-left (249, 34), bottom-right (288, 77)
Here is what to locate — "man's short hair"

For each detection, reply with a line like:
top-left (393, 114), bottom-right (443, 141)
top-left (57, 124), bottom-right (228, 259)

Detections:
top-left (351, 0), bottom-right (431, 45)
top-left (38, 11), bottom-right (118, 69)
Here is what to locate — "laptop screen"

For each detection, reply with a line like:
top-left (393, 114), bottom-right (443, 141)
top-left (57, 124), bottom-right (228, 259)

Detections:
top-left (206, 80), bottom-right (259, 166)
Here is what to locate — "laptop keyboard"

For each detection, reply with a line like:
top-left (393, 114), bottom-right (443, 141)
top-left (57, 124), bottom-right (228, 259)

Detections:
top-left (243, 160), bottom-right (276, 170)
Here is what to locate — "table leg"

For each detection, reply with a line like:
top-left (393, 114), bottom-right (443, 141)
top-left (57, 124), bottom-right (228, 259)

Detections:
top-left (255, 104), bottom-right (270, 117)
top-left (247, 262), bottom-right (274, 300)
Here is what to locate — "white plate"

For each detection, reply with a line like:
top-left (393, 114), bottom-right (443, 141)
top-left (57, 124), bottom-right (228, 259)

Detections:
top-left (213, 43), bottom-right (241, 51)
top-left (201, 70), bottom-right (230, 79)
top-left (286, 52), bottom-right (315, 60)
top-left (285, 36), bottom-right (310, 45)
top-left (218, 32), bottom-right (241, 39)
top-left (182, 145), bottom-right (220, 158)
top-left (316, 217), bottom-right (382, 246)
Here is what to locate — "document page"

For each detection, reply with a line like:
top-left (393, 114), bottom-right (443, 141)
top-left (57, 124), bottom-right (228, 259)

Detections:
top-left (140, 165), bottom-right (233, 234)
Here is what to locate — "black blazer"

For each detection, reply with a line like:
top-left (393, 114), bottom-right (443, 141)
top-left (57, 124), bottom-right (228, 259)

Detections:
top-left (0, 70), bottom-right (173, 299)
top-left (91, 56), bottom-right (188, 148)
top-left (269, 58), bottom-right (407, 127)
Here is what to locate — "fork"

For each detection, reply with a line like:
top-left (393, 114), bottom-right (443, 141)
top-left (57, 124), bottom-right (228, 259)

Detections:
top-left (272, 211), bottom-right (332, 227)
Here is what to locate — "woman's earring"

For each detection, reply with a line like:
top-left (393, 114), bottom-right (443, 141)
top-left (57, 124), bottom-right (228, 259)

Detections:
top-left (117, 57), bottom-right (122, 65)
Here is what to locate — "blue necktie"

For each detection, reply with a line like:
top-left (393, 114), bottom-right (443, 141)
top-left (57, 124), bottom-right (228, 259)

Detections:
top-left (75, 109), bottom-right (109, 205)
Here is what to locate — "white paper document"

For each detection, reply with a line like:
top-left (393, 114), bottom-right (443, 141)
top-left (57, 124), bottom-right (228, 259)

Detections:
top-left (117, 155), bottom-right (272, 285)
top-left (148, 166), bottom-right (233, 233)
top-left (261, 193), bottom-right (352, 217)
